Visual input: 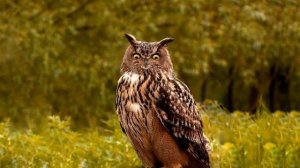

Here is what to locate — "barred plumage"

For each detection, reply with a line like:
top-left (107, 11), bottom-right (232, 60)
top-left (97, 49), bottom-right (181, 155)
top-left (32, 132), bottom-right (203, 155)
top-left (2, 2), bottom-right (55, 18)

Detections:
top-left (116, 34), bottom-right (210, 168)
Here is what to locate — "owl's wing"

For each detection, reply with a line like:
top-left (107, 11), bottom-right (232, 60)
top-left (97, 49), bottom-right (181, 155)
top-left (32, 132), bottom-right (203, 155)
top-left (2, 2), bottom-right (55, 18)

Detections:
top-left (155, 78), bottom-right (209, 165)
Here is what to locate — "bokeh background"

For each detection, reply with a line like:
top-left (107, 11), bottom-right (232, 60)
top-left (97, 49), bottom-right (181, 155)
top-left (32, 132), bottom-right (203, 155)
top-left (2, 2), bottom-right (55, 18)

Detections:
top-left (0, 1), bottom-right (300, 167)
top-left (1, 0), bottom-right (299, 128)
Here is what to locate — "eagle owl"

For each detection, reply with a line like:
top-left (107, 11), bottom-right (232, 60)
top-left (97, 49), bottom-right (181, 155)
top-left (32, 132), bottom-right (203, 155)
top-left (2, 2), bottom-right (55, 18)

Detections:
top-left (116, 34), bottom-right (210, 168)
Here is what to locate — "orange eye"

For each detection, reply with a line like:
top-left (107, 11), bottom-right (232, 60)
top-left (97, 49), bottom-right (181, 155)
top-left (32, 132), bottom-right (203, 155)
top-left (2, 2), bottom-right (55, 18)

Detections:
top-left (152, 54), bottom-right (160, 60)
top-left (133, 54), bottom-right (140, 59)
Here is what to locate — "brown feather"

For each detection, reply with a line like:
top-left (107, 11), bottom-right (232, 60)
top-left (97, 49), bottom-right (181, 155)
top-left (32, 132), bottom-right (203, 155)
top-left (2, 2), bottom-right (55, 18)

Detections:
top-left (116, 35), bottom-right (210, 168)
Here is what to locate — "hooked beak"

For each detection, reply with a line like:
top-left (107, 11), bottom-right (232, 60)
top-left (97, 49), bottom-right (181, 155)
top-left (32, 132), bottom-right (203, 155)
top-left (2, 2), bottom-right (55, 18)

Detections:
top-left (141, 66), bottom-right (151, 70)
top-left (141, 59), bottom-right (150, 70)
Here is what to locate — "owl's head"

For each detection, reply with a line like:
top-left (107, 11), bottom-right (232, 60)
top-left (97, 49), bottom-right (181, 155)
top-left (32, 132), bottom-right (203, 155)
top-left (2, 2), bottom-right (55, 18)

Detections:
top-left (121, 34), bottom-right (174, 75)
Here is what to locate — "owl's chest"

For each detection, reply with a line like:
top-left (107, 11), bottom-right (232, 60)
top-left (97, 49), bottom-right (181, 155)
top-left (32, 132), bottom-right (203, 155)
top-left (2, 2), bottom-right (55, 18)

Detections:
top-left (117, 73), bottom-right (152, 112)
top-left (116, 72), bottom-right (161, 129)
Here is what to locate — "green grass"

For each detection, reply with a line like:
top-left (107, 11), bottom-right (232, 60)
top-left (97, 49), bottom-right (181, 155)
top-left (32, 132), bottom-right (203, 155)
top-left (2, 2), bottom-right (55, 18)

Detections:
top-left (0, 110), bottom-right (299, 168)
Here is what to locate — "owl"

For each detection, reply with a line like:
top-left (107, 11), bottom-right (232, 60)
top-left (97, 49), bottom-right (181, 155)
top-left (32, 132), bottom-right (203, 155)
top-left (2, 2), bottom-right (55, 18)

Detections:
top-left (116, 34), bottom-right (210, 168)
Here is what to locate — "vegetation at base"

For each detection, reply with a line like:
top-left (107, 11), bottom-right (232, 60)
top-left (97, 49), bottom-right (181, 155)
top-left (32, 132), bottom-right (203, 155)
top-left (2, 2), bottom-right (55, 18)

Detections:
top-left (0, 110), bottom-right (299, 168)
top-left (0, 116), bottom-right (141, 168)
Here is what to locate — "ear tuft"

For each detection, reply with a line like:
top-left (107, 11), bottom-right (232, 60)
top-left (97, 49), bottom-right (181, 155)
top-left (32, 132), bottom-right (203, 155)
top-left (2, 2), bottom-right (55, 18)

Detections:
top-left (125, 33), bottom-right (137, 45)
top-left (159, 37), bottom-right (174, 47)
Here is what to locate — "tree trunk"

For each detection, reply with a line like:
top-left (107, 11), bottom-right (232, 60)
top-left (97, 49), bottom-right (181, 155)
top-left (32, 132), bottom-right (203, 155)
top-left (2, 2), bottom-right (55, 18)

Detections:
top-left (269, 65), bottom-right (276, 112)
top-left (278, 67), bottom-right (291, 111)
top-left (225, 66), bottom-right (234, 112)
top-left (249, 85), bottom-right (259, 114)
top-left (200, 78), bottom-right (207, 102)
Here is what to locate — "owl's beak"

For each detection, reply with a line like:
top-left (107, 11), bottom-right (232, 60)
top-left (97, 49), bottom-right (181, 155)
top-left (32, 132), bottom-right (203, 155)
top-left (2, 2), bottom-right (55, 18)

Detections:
top-left (141, 60), bottom-right (150, 70)
top-left (141, 66), bottom-right (150, 70)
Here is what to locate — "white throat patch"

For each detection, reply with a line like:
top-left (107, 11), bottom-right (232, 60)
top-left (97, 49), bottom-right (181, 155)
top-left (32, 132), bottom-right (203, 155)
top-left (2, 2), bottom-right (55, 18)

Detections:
top-left (118, 72), bottom-right (141, 96)
top-left (122, 72), bottom-right (140, 84)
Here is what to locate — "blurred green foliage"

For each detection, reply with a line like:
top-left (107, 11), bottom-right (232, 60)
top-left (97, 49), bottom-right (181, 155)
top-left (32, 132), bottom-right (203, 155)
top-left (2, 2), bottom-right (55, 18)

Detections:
top-left (0, 0), bottom-right (300, 127)
top-left (0, 111), bottom-right (299, 167)
top-left (0, 116), bottom-right (141, 168)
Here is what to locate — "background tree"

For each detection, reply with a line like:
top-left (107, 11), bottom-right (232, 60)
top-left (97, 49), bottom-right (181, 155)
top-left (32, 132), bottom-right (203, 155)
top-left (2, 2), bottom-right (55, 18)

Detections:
top-left (0, 0), bottom-right (299, 128)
